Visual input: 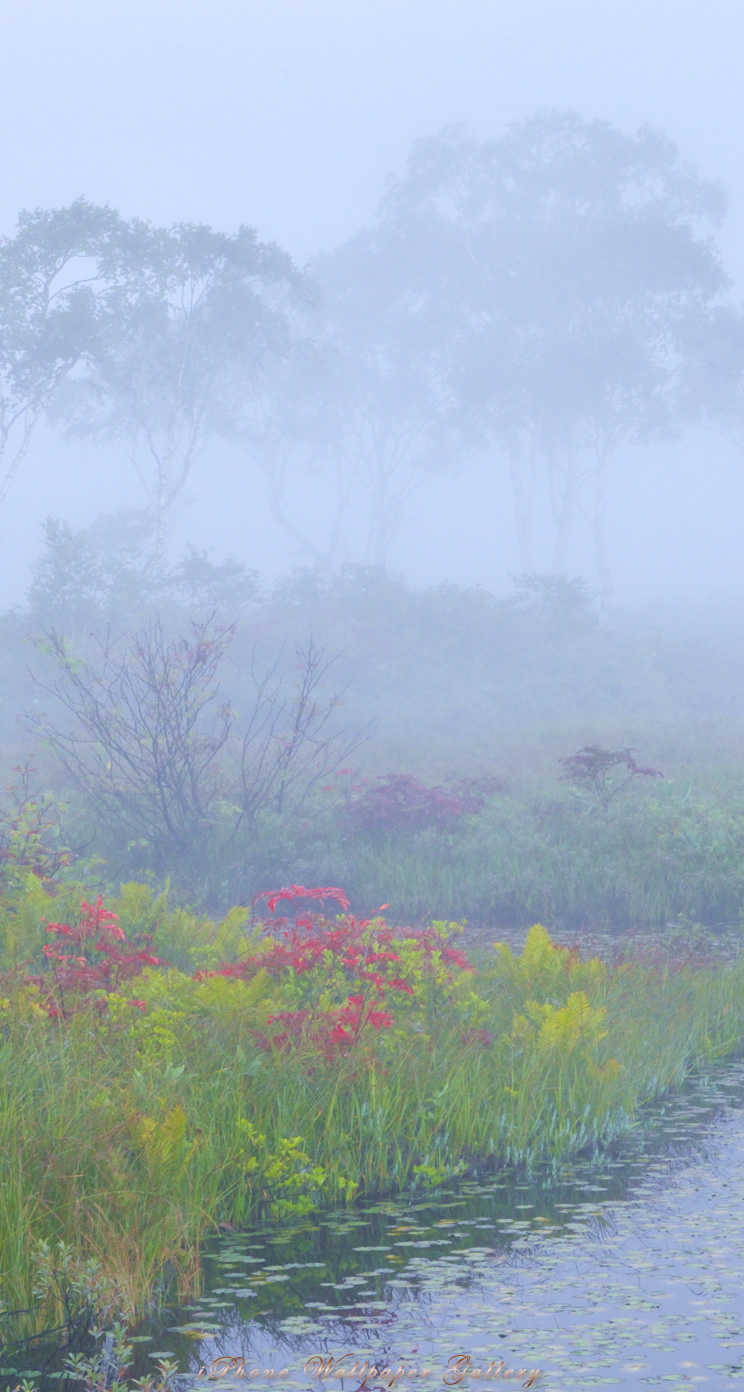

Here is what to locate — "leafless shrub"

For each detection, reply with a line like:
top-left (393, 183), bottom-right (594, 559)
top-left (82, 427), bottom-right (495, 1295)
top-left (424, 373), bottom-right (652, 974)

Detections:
top-left (28, 618), bottom-right (371, 880)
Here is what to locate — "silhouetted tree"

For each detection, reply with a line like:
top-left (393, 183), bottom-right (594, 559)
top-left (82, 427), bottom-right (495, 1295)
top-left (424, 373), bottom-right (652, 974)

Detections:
top-left (309, 229), bottom-right (462, 567)
top-left (225, 226), bottom-right (462, 571)
top-left (217, 334), bottom-right (344, 572)
top-left (679, 302), bottom-right (744, 461)
top-left (57, 218), bottom-right (306, 552)
top-left (378, 113), bottom-right (730, 591)
top-left (0, 199), bottom-right (121, 507)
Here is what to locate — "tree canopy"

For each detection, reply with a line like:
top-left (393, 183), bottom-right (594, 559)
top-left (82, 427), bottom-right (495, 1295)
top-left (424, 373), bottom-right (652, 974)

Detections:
top-left (0, 113), bottom-right (739, 588)
top-left (376, 112), bottom-right (730, 587)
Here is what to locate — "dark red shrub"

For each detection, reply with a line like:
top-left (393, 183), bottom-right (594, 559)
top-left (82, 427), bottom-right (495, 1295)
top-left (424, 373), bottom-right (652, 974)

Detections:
top-left (28, 896), bottom-right (161, 1018)
top-left (340, 773), bottom-right (475, 837)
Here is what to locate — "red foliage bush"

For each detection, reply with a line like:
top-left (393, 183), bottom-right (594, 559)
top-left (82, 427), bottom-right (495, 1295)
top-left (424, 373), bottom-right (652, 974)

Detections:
top-left (28, 896), bottom-right (161, 1018)
top-left (339, 773), bottom-right (481, 837)
top-left (254, 884), bottom-right (351, 915)
top-left (254, 997), bottom-right (394, 1061)
top-left (196, 883), bottom-right (475, 1061)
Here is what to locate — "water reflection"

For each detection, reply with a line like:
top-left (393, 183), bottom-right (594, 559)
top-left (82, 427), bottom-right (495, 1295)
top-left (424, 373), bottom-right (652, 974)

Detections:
top-left (130, 1058), bottom-right (744, 1391)
top-left (5, 965), bottom-right (744, 1391)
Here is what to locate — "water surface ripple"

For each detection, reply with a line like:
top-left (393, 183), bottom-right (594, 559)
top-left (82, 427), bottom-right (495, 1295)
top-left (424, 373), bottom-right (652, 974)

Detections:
top-left (123, 1057), bottom-right (744, 1392)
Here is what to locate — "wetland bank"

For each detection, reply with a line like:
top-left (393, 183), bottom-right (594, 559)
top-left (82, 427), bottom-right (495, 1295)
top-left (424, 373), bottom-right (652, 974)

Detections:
top-left (2, 870), bottom-right (744, 1391)
top-left (4, 550), bottom-right (744, 1392)
top-left (5, 992), bottom-right (744, 1390)
top-left (5, 7), bottom-right (744, 1387)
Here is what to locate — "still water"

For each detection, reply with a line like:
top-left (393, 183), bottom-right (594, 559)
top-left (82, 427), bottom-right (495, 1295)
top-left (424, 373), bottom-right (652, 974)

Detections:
top-left (99, 1058), bottom-right (744, 1390)
top-left (5, 925), bottom-right (744, 1392)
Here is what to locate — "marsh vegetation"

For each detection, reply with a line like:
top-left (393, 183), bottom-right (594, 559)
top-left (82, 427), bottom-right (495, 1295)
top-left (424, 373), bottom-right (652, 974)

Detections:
top-left (1, 544), bottom-right (744, 1392)
top-left (3, 99), bottom-right (744, 1392)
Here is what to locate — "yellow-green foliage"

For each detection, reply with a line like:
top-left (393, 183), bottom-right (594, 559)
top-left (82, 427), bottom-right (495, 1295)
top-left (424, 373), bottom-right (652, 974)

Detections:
top-left (512, 989), bottom-right (608, 1053)
top-left (103, 965), bottom-right (275, 1071)
top-left (134, 1104), bottom-right (192, 1182)
top-left (1, 880), bottom-right (743, 1324)
top-left (490, 923), bottom-right (607, 1008)
top-left (0, 877), bottom-right (60, 966)
top-left (108, 882), bottom-right (221, 972)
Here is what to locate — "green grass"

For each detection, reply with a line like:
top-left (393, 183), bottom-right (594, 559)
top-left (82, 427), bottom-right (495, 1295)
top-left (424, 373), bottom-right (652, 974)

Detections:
top-left (331, 768), bottom-right (744, 927)
top-left (1, 887), bottom-right (743, 1331)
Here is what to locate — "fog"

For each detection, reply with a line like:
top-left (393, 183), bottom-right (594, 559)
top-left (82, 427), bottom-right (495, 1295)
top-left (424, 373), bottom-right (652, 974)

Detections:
top-left (8, 14), bottom-right (744, 1369)
top-left (1, 0), bottom-right (744, 610)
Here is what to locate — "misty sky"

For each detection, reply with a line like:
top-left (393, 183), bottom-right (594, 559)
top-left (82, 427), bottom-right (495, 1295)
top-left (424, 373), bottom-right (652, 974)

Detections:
top-left (2, 0), bottom-right (744, 610)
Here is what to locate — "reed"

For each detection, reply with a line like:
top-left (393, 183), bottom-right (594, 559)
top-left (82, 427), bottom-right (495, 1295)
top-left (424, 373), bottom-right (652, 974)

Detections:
top-left (0, 882), bottom-right (742, 1330)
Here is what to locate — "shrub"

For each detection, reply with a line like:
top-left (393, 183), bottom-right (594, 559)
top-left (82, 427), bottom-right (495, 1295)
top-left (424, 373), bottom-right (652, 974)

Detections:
top-left (340, 772), bottom-right (484, 838)
top-left (199, 882), bottom-right (475, 1058)
top-left (28, 621), bottom-right (370, 896)
top-left (559, 744), bottom-right (663, 814)
top-left (26, 896), bottom-right (161, 1019)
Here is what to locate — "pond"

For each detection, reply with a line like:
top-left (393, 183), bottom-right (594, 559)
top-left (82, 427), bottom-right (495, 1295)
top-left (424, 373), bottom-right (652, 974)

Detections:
top-left (7, 1049), bottom-right (744, 1391)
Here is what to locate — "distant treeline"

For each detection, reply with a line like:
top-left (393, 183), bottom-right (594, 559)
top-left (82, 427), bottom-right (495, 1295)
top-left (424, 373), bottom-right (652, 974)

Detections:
top-left (1, 110), bottom-right (743, 586)
top-left (7, 519), bottom-right (744, 761)
top-left (1, 525), bottom-right (743, 916)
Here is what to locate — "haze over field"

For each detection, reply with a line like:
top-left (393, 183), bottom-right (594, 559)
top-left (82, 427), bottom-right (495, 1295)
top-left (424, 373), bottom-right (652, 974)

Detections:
top-left (1, 0), bottom-right (744, 611)
top-left (9, 17), bottom-right (744, 1363)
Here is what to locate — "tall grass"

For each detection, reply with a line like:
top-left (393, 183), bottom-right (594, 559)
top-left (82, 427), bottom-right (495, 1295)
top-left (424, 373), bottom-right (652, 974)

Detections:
top-left (339, 773), bottom-right (744, 927)
top-left (1, 889), bottom-right (743, 1326)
